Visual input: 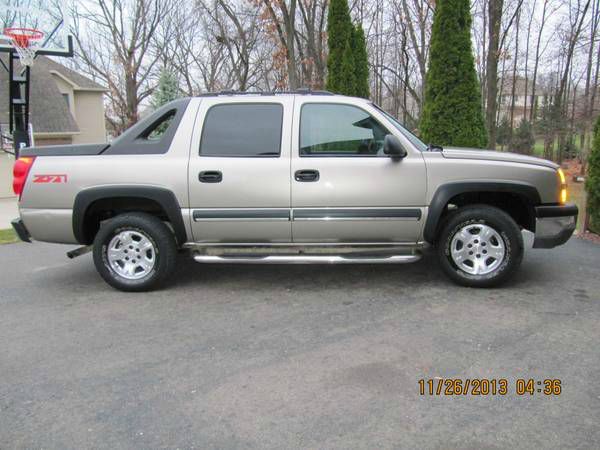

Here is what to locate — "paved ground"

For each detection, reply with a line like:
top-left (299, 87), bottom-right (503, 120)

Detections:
top-left (1, 236), bottom-right (599, 449)
top-left (0, 197), bottom-right (18, 229)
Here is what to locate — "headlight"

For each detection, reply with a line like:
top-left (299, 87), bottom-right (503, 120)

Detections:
top-left (557, 168), bottom-right (567, 204)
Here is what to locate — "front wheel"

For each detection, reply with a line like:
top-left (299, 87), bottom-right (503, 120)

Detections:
top-left (436, 205), bottom-right (524, 288)
top-left (93, 213), bottom-right (177, 292)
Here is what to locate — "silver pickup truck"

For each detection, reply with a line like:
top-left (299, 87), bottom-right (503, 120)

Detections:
top-left (11, 91), bottom-right (577, 291)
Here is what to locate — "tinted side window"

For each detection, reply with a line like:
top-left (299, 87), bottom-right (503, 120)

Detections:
top-left (200, 103), bottom-right (283, 157)
top-left (300, 104), bottom-right (390, 156)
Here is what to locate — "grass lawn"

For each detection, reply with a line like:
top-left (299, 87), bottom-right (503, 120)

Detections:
top-left (496, 139), bottom-right (545, 156)
top-left (533, 139), bottom-right (544, 157)
top-left (0, 228), bottom-right (18, 245)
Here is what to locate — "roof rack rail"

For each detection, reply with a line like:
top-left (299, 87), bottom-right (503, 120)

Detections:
top-left (197, 88), bottom-right (335, 97)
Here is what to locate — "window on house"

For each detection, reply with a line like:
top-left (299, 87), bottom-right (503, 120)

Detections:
top-left (62, 93), bottom-right (70, 108)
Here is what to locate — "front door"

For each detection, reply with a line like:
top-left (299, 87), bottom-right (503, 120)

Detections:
top-left (290, 99), bottom-right (427, 243)
top-left (188, 97), bottom-right (293, 243)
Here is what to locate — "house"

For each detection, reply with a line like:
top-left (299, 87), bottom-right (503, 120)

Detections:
top-left (497, 76), bottom-right (546, 126)
top-left (0, 56), bottom-right (107, 198)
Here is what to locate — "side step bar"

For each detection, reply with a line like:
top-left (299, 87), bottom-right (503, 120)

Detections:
top-left (193, 253), bottom-right (421, 264)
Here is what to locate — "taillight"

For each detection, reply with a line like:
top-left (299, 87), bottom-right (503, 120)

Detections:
top-left (13, 157), bottom-right (36, 198)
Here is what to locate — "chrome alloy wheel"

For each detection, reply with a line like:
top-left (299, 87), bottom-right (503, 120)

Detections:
top-left (450, 223), bottom-right (506, 275)
top-left (106, 230), bottom-right (156, 280)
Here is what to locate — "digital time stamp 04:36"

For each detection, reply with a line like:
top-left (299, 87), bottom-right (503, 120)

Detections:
top-left (418, 378), bottom-right (562, 396)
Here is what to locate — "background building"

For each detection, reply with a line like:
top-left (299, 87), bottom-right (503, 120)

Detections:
top-left (497, 76), bottom-right (545, 126)
top-left (0, 56), bottom-right (106, 198)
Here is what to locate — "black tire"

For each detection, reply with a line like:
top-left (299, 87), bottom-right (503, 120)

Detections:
top-left (93, 213), bottom-right (177, 292)
top-left (435, 205), bottom-right (524, 288)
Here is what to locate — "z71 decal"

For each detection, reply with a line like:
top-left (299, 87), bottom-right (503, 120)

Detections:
top-left (33, 174), bottom-right (68, 183)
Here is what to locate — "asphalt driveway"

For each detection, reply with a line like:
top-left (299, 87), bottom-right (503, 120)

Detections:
top-left (1, 236), bottom-right (599, 449)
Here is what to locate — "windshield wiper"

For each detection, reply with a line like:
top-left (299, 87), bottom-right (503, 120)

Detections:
top-left (427, 143), bottom-right (444, 152)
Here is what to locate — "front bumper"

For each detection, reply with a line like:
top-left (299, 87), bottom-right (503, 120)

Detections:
top-left (533, 204), bottom-right (578, 249)
top-left (11, 218), bottom-right (31, 243)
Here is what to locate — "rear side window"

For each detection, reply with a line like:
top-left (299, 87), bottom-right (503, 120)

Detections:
top-left (200, 103), bottom-right (283, 157)
top-left (142, 110), bottom-right (175, 141)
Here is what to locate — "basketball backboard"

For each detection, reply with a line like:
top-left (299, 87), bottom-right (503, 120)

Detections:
top-left (0, 1), bottom-right (74, 57)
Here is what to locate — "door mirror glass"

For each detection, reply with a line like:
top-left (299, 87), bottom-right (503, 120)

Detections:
top-left (383, 135), bottom-right (408, 159)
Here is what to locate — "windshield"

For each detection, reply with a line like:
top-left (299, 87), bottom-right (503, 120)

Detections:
top-left (371, 103), bottom-right (428, 152)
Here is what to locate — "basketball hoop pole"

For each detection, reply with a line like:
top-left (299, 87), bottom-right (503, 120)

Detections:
top-left (7, 50), bottom-right (32, 157)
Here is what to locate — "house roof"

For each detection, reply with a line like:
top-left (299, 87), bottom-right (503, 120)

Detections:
top-left (0, 56), bottom-right (106, 134)
top-left (38, 57), bottom-right (106, 91)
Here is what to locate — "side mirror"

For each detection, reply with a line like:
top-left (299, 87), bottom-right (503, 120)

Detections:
top-left (383, 135), bottom-right (408, 160)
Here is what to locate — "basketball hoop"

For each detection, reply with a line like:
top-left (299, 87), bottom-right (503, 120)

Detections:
top-left (4, 27), bottom-right (44, 66)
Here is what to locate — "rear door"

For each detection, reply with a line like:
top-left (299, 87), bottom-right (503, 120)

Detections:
top-left (290, 98), bottom-right (427, 243)
top-left (188, 97), bottom-right (293, 243)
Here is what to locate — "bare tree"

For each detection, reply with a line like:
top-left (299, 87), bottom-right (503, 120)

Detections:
top-left (63, 0), bottom-right (600, 158)
top-left (485, 0), bottom-right (523, 149)
top-left (553, 0), bottom-right (592, 162)
top-left (72, 0), bottom-right (172, 134)
top-left (508, 2), bottom-right (522, 134)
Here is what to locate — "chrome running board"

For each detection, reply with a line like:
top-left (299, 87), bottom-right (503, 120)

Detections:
top-left (193, 253), bottom-right (421, 264)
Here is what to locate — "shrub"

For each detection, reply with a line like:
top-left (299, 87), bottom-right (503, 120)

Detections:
top-left (561, 140), bottom-right (579, 160)
top-left (586, 116), bottom-right (600, 233)
top-left (512, 119), bottom-right (535, 155)
top-left (496, 117), bottom-right (511, 148)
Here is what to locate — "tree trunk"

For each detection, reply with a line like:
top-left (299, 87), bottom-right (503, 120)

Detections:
top-left (523, 0), bottom-right (535, 121)
top-left (485, 0), bottom-right (504, 149)
top-left (529, 0), bottom-right (548, 122)
top-left (508, 4), bottom-right (521, 141)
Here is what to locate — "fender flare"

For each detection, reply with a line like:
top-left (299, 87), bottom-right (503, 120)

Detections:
top-left (73, 186), bottom-right (187, 245)
top-left (423, 181), bottom-right (541, 243)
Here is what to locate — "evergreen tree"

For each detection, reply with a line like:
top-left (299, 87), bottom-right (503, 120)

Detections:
top-left (326, 0), bottom-right (370, 97)
top-left (419, 0), bottom-right (487, 148)
top-left (586, 115), bottom-right (600, 233)
top-left (326, 0), bottom-right (353, 93)
top-left (351, 24), bottom-right (370, 98)
top-left (152, 69), bottom-right (180, 109)
top-left (326, 0), bottom-right (356, 95)
top-left (535, 95), bottom-right (558, 160)
top-left (339, 40), bottom-right (356, 95)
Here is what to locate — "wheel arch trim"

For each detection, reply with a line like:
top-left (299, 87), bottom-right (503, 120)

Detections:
top-left (72, 185), bottom-right (187, 245)
top-left (423, 181), bottom-right (541, 243)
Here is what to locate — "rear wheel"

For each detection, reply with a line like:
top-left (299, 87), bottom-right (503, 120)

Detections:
top-left (93, 213), bottom-right (177, 292)
top-left (436, 205), bottom-right (523, 288)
